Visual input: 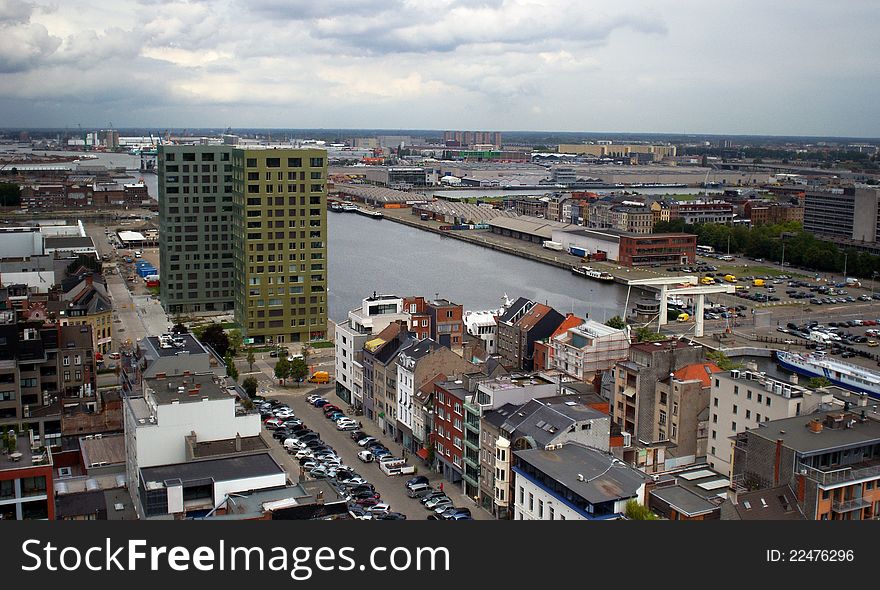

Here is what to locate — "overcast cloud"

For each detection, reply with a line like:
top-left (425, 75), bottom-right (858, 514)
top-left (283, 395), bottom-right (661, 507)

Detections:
top-left (0, 0), bottom-right (877, 136)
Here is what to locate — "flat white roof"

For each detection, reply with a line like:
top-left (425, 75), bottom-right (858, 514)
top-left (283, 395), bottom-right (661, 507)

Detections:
top-left (117, 230), bottom-right (146, 241)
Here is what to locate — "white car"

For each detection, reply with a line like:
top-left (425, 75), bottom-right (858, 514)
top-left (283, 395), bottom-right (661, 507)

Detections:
top-left (336, 419), bottom-right (359, 431)
top-left (307, 394), bottom-right (323, 403)
top-left (366, 503), bottom-right (392, 515)
top-left (358, 437), bottom-right (378, 447)
top-left (293, 448), bottom-right (313, 459)
top-left (357, 450), bottom-right (374, 463)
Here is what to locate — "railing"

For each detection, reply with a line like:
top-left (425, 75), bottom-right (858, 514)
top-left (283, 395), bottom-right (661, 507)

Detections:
top-left (832, 498), bottom-right (871, 513)
top-left (799, 462), bottom-right (880, 486)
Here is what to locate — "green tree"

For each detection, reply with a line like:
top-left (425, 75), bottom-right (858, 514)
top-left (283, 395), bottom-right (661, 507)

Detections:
top-left (289, 357), bottom-right (309, 386)
top-left (201, 324), bottom-right (229, 358)
top-left (706, 350), bottom-right (742, 371)
top-left (301, 343), bottom-right (312, 365)
top-left (625, 499), bottom-right (659, 520)
top-left (242, 376), bottom-right (258, 398)
top-left (224, 351), bottom-right (238, 382)
top-left (274, 357), bottom-right (290, 384)
top-left (227, 329), bottom-right (243, 355)
top-left (605, 315), bottom-right (626, 330)
top-left (171, 323), bottom-right (188, 334)
top-left (246, 349), bottom-right (256, 372)
top-left (0, 182), bottom-right (21, 207)
top-left (633, 326), bottom-right (665, 343)
top-left (808, 376), bottom-right (831, 389)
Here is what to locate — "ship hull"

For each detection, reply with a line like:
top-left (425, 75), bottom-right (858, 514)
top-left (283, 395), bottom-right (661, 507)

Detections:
top-left (775, 352), bottom-right (880, 399)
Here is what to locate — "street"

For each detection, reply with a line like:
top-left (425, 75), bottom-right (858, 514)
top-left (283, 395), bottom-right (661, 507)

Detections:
top-left (246, 355), bottom-right (491, 520)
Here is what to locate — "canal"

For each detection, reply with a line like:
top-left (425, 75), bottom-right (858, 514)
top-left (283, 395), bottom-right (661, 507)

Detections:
top-left (327, 212), bottom-right (635, 321)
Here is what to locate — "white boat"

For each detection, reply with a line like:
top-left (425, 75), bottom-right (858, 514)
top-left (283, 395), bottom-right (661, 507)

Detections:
top-left (775, 351), bottom-right (880, 398)
top-left (571, 266), bottom-right (614, 282)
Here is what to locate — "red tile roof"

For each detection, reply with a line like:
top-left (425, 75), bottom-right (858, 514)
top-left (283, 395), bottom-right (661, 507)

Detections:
top-left (550, 314), bottom-right (584, 338)
top-left (674, 363), bottom-right (722, 388)
top-left (516, 303), bottom-right (553, 331)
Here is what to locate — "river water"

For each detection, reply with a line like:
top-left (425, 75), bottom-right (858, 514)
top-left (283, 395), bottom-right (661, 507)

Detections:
top-left (327, 212), bottom-right (634, 321)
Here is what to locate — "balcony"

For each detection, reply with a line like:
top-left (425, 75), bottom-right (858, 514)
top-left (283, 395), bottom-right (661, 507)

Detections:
top-left (465, 431), bottom-right (479, 450)
top-left (799, 461), bottom-right (880, 487)
top-left (832, 498), bottom-right (871, 514)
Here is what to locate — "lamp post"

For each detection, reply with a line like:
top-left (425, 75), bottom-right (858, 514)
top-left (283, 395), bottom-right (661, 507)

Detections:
top-left (843, 252), bottom-right (848, 279)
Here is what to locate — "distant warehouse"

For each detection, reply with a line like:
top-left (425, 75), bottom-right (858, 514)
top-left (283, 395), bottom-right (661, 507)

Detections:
top-left (487, 216), bottom-right (697, 267)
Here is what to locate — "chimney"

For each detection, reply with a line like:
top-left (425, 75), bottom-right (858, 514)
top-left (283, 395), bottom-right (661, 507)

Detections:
top-left (316, 490), bottom-right (324, 505)
top-left (796, 472), bottom-right (806, 504)
top-left (234, 433), bottom-right (242, 452)
top-left (808, 419), bottom-right (823, 433)
top-left (188, 388), bottom-right (199, 396)
top-left (773, 439), bottom-right (783, 486)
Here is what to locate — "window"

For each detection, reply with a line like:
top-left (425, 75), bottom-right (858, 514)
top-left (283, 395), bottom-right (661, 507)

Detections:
top-left (659, 410), bottom-right (667, 426)
top-left (538, 500), bottom-right (544, 518)
top-left (713, 397), bottom-right (718, 407)
top-left (246, 158), bottom-right (257, 167)
top-left (548, 506), bottom-right (554, 520)
top-left (528, 493), bottom-right (534, 512)
top-left (731, 421), bottom-right (737, 431)
top-left (732, 404), bottom-right (738, 415)
top-left (309, 157), bottom-right (324, 167)
top-left (266, 157), bottom-right (280, 167)
top-left (288, 157), bottom-right (302, 167)
top-left (746, 409), bottom-right (751, 419)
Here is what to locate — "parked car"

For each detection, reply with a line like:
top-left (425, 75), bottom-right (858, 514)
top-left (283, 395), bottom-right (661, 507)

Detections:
top-left (350, 430), bottom-right (368, 441)
top-left (431, 499), bottom-right (455, 513)
top-left (406, 483), bottom-right (432, 497)
top-left (405, 475), bottom-right (429, 489)
top-left (358, 437), bottom-right (378, 447)
top-left (366, 503), bottom-right (392, 516)
top-left (357, 450), bottom-right (374, 463)
top-left (424, 496), bottom-right (451, 510)
top-left (375, 512), bottom-right (407, 520)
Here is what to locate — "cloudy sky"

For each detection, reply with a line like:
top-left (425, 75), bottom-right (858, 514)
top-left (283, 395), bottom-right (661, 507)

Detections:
top-left (0, 0), bottom-right (877, 136)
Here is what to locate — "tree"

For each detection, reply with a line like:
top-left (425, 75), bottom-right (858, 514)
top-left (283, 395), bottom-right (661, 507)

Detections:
top-left (0, 182), bottom-right (21, 207)
top-left (171, 323), bottom-right (188, 334)
top-left (625, 499), bottom-right (659, 520)
top-left (808, 376), bottom-right (831, 390)
top-left (246, 349), bottom-right (256, 372)
top-left (289, 357), bottom-right (309, 386)
top-left (224, 351), bottom-right (238, 382)
top-left (242, 376), bottom-right (258, 398)
top-left (200, 324), bottom-right (229, 358)
top-left (301, 343), bottom-right (312, 365)
top-left (605, 315), bottom-right (626, 329)
top-left (633, 326), bottom-right (665, 343)
top-left (274, 357), bottom-right (290, 384)
top-left (706, 350), bottom-right (742, 371)
top-left (227, 329), bottom-right (243, 355)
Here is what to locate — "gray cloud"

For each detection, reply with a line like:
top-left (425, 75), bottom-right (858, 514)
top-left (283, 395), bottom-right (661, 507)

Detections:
top-left (0, 1), bottom-right (60, 73)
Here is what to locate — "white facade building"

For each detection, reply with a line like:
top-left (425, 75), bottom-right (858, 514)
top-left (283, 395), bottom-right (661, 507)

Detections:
top-left (464, 309), bottom-right (500, 354)
top-left (707, 369), bottom-right (838, 477)
top-left (550, 319), bottom-right (629, 380)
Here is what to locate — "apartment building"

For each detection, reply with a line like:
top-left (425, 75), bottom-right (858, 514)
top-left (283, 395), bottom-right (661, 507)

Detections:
top-left (732, 409), bottom-right (880, 520)
top-left (361, 321), bottom-right (414, 435)
top-left (549, 319), bottom-right (629, 381)
top-left (0, 433), bottom-right (54, 520)
top-left (434, 379), bottom-right (470, 486)
top-left (803, 186), bottom-right (880, 246)
top-left (231, 147), bottom-right (329, 345)
top-left (123, 372), bottom-right (265, 518)
top-left (496, 303), bottom-right (565, 371)
top-left (53, 273), bottom-right (113, 355)
top-left (707, 369), bottom-right (837, 476)
top-left (512, 442), bottom-right (649, 520)
top-left (395, 339), bottom-right (475, 452)
top-left (0, 321), bottom-right (97, 448)
top-left (651, 362), bottom-right (721, 465)
top-left (612, 339), bottom-right (705, 472)
top-left (427, 298), bottom-right (464, 349)
top-left (157, 145), bottom-right (236, 314)
top-left (670, 201), bottom-right (736, 225)
top-left (120, 332), bottom-right (227, 398)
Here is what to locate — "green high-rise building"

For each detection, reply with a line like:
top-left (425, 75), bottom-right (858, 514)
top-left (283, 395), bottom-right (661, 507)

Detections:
top-left (158, 145), bottom-right (236, 315)
top-left (231, 147), bottom-right (328, 346)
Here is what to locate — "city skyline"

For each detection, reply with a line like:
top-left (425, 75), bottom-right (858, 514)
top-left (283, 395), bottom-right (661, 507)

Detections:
top-left (0, 0), bottom-right (878, 137)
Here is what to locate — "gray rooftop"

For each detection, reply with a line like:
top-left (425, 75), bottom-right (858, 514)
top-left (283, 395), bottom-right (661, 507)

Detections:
top-left (650, 485), bottom-right (719, 517)
top-left (44, 236), bottom-right (95, 249)
top-left (143, 333), bottom-right (211, 358)
top-left (145, 372), bottom-right (231, 405)
top-left (747, 410), bottom-right (880, 456)
top-left (515, 443), bottom-right (648, 505)
top-left (140, 453), bottom-right (284, 486)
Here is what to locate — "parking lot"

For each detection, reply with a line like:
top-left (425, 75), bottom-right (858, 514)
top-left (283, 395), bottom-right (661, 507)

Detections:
top-left (257, 386), bottom-right (489, 521)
